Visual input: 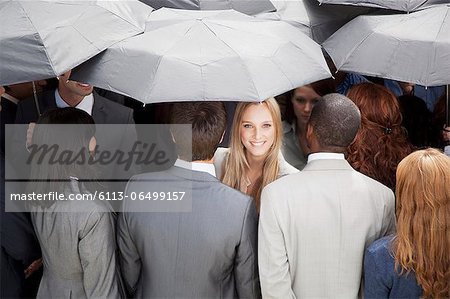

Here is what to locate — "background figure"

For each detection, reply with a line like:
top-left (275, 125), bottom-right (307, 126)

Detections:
top-left (214, 98), bottom-right (297, 211)
top-left (118, 102), bottom-right (260, 298)
top-left (1, 80), bottom-right (56, 158)
top-left (13, 69), bottom-right (138, 194)
top-left (258, 93), bottom-right (395, 298)
top-left (384, 79), bottom-right (445, 112)
top-left (278, 84), bottom-right (322, 170)
top-left (364, 148), bottom-right (450, 298)
top-left (1, 85), bottom-right (42, 299)
top-left (28, 108), bottom-right (119, 299)
top-left (346, 82), bottom-right (414, 190)
top-left (430, 94), bottom-right (450, 156)
top-left (397, 95), bottom-right (432, 148)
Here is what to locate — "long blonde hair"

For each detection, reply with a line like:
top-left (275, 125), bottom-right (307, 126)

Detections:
top-left (221, 98), bottom-right (282, 210)
top-left (394, 148), bottom-right (450, 298)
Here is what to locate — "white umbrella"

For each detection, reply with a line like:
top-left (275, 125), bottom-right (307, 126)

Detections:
top-left (317, 0), bottom-right (447, 12)
top-left (0, 0), bottom-right (153, 86)
top-left (73, 8), bottom-right (331, 103)
top-left (138, 0), bottom-right (276, 15)
top-left (256, 0), bottom-right (375, 43)
top-left (323, 5), bottom-right (450, 87)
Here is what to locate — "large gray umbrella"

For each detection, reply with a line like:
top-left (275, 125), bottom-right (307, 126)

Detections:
top-left (323, 5), bottom-right (450, 86)
top-left (73, 8), bottom-right (331, 103)
top-left (317, 0), bottom-right (447, 12)
top-left (323, 4), bottom-right (450, 124)
top-left (139, 0), bottom-right (276, 15)
top-left (0, 0), bottom-right (153, 86)
top-left (256, 0), bottom-right (375, 43)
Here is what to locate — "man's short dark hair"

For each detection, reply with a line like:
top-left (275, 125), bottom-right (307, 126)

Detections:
top-left (309, 93), bottom-right (361, 149)
top-left (171, 102), bottom-right (226, 161)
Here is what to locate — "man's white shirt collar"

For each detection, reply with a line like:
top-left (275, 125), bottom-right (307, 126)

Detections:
top-left (174, 159), bottom-right (217, 178)
top-left (55, 89), bottom-right (94, 115)
top-left (308, 152), bottom-right (345, 163)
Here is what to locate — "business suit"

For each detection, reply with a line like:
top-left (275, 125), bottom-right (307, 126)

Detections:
top-left (1, 97), bottom-right (17, 157)
top-left (13, 89), bottom-right (138, 193)
top-left (14, 89), bottom-right (134, 125)
top-left (118, 166), bottom-right (261, 298)
top-left (258, 157), bottom-right (396, 299)
top-left (1, 157), bottom-right (41, 298)
top-left (30, 180), bottom-right (119, 299)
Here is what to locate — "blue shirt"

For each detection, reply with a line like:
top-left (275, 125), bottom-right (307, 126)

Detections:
top-left (336, 73), bottom-right (369, 95)
top-left (364, 236), bottom-right (423, 299)
top-left (384, 79), bottom-right (445, 112)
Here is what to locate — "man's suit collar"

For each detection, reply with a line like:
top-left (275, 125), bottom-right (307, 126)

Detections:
top-left (45, 89), bottom-right (108, 123)
top-left (91, 92), bottom-right (112, 124)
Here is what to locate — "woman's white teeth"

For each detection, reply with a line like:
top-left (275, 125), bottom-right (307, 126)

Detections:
top-left (251, 141), bottom-right (264, 146)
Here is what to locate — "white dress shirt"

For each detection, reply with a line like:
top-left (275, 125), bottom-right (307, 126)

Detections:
top-left (55, 89), bottom-right (94, 115)
top-left (174, 159), bottom-right (216, 178)
top-left (307, 152), bottom-right (345, 163)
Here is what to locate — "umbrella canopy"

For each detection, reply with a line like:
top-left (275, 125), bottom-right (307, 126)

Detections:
top-left (138, 0), bottom-right (276, 15)
top-left (0, 0), bottom-right (153, 86)
top-left (317, 0), bottom-right (448, 12)
top-left (255, 0), bottom-right (375, 43)
top-left (323, 5), bottom-right (450, 86)
top-left (73, 8), bottom-right (331, 103)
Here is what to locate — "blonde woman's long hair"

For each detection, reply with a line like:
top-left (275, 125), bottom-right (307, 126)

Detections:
top-left (221, 98), bottom-right (282, 211)
top-left (394, 148), bottom-right (450, 298)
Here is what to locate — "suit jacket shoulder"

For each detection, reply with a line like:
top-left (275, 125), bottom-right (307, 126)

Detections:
top-left (92, 92), bottom-right (134, 124)
top-left (15, 90), bottom-right (56, 124)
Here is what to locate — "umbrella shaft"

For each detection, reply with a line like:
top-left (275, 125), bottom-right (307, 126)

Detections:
top-left (447, 85), bottom-right (449, 127)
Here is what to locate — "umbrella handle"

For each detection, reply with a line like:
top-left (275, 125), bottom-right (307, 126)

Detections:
top-left (446, 85), bottom-right (449, 127)
top-left (32, 81), bottom-right (41, 117)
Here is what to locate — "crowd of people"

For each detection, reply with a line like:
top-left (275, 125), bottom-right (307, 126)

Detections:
top-left (1, 68), bottom-right (450, 299)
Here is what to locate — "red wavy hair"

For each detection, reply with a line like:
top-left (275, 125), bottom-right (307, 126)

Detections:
top-left (346, 83), bottom-right (413, 189)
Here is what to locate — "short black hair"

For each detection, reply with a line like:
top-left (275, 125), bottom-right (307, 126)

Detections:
top-left (309, 93), bottom-right (361, 149)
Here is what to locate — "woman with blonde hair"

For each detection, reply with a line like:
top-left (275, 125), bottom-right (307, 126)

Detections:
top-left (364, 148), bottom-right (450, 298)
top-left (346, 82), bottom-right (414, 190)
top-left (214, 98), bottom-right (297, 211)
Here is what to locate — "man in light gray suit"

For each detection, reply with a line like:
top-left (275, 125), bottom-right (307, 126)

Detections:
top-left (258, 93), bottom-right (396, 299)
top-left (118, 102), bottom-right (260, 298)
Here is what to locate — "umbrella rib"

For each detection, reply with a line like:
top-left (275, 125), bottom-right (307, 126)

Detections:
top-left (93, 3), bottom-right (148, 32)
top-left (426, 7), bottom-right (449, 86)
top-left (201, 21), bottom-right (262, 100)
top-left (145, 55), bottom-right (164, 101)
top-left (337, 30), bottom-right (376, 71)
top-left (17, 3), bottom-right (58, 76)
top-left (435, 7), bottom-right (449, 41)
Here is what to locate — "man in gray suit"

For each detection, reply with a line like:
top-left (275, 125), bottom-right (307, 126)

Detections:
top-left (13, 70), bottom-right (137, 194)
top-left (259, 93), bottom-right (396, 299)
top-left (118, 102), bottom-right (260, 298)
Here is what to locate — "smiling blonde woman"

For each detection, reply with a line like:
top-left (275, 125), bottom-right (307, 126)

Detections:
top-left (214, 98), bottom-right (297, 211)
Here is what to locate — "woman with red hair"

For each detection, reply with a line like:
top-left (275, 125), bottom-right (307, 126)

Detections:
top-left (364, 148), bottom-right (450, 298)
top-left (346, 82), bottom-right (413, 190)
